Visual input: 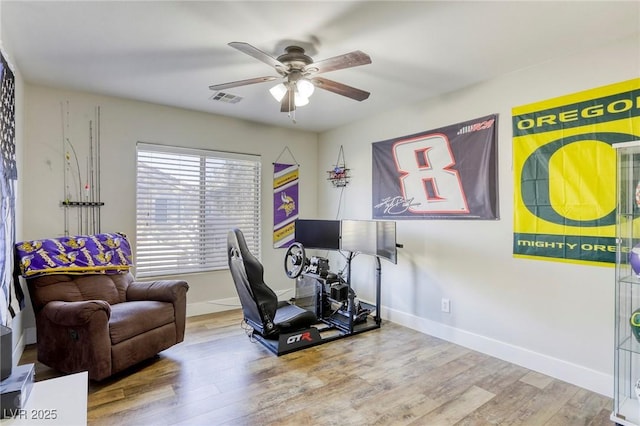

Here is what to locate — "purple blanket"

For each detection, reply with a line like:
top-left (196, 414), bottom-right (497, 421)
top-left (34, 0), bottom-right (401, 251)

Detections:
top-left (15, 232), bottom-right (133, 278)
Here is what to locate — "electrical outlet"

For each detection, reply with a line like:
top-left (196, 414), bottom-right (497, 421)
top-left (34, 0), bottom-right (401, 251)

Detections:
top-left (441, 298), bottom-right (451, 313)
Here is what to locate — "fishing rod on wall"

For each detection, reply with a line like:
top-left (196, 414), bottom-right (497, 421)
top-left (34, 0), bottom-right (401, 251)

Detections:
top-left (60, 102), bottom-right (104, 236)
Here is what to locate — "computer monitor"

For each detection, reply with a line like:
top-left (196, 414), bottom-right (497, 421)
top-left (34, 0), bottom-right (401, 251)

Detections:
top-left (340, 220), bottom-right (397, 264)
top-left (294, 219), bottom-right (341, 250)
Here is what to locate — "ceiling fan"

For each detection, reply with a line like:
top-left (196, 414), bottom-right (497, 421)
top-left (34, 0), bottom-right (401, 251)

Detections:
top-left (209, 42), bottom-right (372, 113)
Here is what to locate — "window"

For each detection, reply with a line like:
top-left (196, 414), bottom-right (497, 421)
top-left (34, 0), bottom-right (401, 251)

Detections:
top-left (136, 143), bottom-right (261, 277)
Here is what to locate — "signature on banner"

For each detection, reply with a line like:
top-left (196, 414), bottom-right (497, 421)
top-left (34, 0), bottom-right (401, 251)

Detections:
top-left (374, 196), bottom-right (421, 215)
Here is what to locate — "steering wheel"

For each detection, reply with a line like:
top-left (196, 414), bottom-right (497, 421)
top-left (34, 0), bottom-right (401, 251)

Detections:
top-left (284, 242), bottom-right (307, 279)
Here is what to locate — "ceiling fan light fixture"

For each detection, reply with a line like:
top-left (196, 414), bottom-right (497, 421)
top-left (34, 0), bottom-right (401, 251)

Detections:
top-left (270, 81), bottom-right (311, 108)
top-left (269, 83), bottom-right (287, 102)
top-left (294, 96), bottom-right (309, 107)
top-left (296, 79), bottom-right (315, 98)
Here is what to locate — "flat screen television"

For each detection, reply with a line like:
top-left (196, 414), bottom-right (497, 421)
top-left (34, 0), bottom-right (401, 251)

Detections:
top-left (294, 219), bottom-right (341, 250)
top-left (340, 220), bottom-right (397, 264)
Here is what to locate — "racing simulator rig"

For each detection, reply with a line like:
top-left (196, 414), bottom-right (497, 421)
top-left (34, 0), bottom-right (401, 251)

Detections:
top-left (227, 219), bottom-right (401, 355)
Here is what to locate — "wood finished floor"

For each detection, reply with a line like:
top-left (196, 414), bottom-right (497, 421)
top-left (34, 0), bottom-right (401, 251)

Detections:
top-left (19, 309), bottom-right (614, 426)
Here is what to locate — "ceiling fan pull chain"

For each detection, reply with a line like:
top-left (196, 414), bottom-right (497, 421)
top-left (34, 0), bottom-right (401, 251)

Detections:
top-left (289, 87), bottom-right (297, 124)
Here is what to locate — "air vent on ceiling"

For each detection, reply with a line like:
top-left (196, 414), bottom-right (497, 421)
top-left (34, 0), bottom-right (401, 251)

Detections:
top-left (209, 91), bottom-right (243, 104)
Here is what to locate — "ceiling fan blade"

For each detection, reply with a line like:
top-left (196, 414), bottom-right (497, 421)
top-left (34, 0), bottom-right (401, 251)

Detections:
top-left (229, 42), bottom-right (286, 71)
top-left (280, 88), bottom-right (295, 113)
top-left (209, 76), bottom-right (278, 91)
top-left (306, 50), bottom-right (371, 75)
top-left (311, 77), bottom-right (370, 101)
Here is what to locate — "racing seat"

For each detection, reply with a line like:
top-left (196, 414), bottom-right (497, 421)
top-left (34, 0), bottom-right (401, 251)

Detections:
top-left (227, 228), bottom-right (317, 339)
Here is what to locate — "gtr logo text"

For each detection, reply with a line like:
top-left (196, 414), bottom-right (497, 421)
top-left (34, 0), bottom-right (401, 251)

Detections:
top-left (286, 332), bottom-right (313, 344)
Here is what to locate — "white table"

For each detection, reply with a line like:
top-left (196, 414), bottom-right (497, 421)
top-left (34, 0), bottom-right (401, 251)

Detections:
top-left (3, 371), bottom-right (88, 426)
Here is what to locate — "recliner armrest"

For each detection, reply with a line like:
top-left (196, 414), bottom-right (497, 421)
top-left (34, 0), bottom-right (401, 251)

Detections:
top-left (127, 280), bottom-right (189, 303)
top-left (41, 300), bottom-right (111, 326)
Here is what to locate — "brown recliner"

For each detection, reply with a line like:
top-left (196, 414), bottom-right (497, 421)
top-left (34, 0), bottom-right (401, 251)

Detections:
top-left (26, 272), bottom-right (188, 381)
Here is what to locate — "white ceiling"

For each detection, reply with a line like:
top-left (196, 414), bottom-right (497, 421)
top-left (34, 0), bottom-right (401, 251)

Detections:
top-left (2, 1), bottom-right (639, 133)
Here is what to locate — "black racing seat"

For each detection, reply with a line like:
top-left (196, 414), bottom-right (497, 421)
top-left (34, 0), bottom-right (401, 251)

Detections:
top-left (227, 228), bottom-right (317, 338)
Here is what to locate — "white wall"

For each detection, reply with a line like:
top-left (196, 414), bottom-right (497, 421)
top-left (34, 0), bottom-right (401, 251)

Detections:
top-left (317, 34), bottom-right (640, 397)
top-left (22, 85), bottom-right (318, 320)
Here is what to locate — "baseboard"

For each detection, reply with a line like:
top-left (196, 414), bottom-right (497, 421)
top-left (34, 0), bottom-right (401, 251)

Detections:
top-left (381, 306), bottom-right (612, 398)
top-left (24, 326), bottom-right (36, 345)
top-left (183, 297), bottom-right (612, 397)
top-left (12, 330), bottom-right (25, 367)
top-left (186, 297), bottom-right (241, 317)
top-left (186, 289), bottom-right (295, 318)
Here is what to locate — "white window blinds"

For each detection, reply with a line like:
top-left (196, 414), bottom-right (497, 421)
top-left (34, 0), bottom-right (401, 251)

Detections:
top-left (135, 143), bottom-right (261, 277)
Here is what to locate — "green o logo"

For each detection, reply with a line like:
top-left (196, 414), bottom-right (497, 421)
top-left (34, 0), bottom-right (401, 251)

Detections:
top-left (521, 132), bottom-right (637, 227)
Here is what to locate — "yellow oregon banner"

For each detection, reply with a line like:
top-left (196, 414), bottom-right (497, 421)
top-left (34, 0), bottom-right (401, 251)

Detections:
top-left (513, 78), bottom-right (640, 265)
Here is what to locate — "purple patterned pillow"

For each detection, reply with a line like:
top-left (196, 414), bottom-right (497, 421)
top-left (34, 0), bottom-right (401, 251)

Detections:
top-left (15, 232), bottom-right (133, 278)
